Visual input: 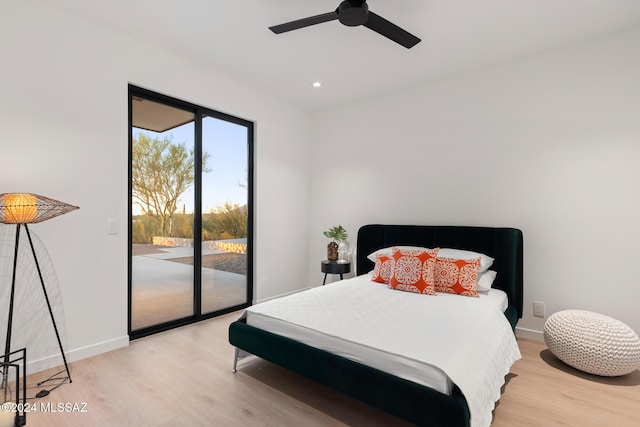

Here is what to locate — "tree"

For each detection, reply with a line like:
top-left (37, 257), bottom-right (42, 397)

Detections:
top-left (203, 201), bottom-right (247, 240)
top-left (132, 133), bottom-right (210, 236)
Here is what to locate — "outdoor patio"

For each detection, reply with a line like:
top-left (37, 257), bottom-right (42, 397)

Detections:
top-left (131, 245), bottom-right (247, 330)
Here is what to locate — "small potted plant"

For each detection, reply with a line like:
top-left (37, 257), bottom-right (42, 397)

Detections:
top-left (323, 225), bottom-right (348, 262)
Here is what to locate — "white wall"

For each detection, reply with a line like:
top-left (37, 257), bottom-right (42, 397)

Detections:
top-left (0, 2), bottom-right (311, 367)
top-left (2, 2), bottom-right (638, 371)
top-left (309, 27), bottom-right (640, 339)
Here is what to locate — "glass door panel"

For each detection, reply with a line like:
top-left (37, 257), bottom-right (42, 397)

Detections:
top-left (201, 115), bottom-right (249, 314)
top-left (130, 98), bottom-right (195, 331)
top-left (129, 86), bottom-right (253, 339)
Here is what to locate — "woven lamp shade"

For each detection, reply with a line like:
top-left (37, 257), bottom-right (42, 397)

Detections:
top-left (0, 193), bottom-right (79, 224)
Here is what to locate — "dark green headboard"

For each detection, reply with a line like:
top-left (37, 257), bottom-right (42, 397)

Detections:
top-left (356, 225), bottom-right (523, 319)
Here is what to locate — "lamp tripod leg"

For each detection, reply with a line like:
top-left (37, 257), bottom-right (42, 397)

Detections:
top-left (23, 224), bottom-right (72, 384)
top-left (2, 224), bottom-right (21, 403)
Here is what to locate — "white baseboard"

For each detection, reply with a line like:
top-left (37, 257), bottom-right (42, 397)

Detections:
top-left (27, 335), bottom-right (129, 374)
top-left (515, 326), bottom-right (544, 342)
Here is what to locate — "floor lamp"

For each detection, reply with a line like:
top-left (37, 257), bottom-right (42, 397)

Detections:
top-left (1, 193), bottom-right (79, 404)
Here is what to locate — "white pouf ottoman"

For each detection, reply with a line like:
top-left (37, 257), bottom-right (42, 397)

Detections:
top-left (544, 310), bottom-right (640, 377)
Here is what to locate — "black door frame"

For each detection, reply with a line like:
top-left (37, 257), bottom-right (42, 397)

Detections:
top-left (127, 84), bottom-right (253, 340)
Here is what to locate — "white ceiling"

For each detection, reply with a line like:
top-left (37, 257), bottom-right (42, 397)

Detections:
top-left (49, 0), bottom-right (640, 110)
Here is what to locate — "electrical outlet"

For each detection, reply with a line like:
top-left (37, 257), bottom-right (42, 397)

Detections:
top-left (533, 301), bottom-right (545, 318)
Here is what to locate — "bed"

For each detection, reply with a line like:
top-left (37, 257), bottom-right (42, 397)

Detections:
top-left (228, 224), bottom-right (523, 426)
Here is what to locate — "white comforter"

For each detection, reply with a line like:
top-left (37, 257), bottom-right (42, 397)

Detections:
top-left (247, 275), bottom-right (521, 427)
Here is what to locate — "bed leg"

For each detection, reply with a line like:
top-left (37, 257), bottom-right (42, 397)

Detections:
top-left (232, 347), bottom-right (240, 373)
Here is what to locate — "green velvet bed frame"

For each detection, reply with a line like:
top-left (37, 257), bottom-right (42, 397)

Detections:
top-left (229, 225), bottom-right (523, 426)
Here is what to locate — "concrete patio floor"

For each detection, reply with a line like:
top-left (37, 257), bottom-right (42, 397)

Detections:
top-left (131, 246), bottom-right (246, 330)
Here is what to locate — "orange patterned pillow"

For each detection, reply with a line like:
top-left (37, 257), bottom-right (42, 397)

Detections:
top-left (371, 254), bottom-right (394, 283)
top-left (388, 247), bottom-right (439, 295)
top-left (434, 257), bottom-right (481, 297)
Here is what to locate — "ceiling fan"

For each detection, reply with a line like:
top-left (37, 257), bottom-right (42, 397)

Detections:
top-left (269, 0), bottom-right (421, 49)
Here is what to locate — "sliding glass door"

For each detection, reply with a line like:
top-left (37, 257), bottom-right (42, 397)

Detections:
top-left (200, 115), bottom-right (249, 315)
top-left (128, 86), bottom-right (253, 339)
top-left (130, 100), bottom-right (195, 330)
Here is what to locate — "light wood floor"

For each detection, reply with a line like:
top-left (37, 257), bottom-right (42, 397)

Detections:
top-left (21, 312), bottom-right (640, 427)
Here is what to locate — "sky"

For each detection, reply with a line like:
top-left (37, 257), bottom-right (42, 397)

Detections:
top-left (132, 116), bottom-right (248, 215)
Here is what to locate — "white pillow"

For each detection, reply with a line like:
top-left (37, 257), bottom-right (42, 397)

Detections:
top-left (476, 270), bottom-right (497, 292)
top-left (436, 248), bottom-right (494, 273)
top-left (366, 246), bottom-right (430, 262)
top-left (367, 246), bottom-right (494, 273)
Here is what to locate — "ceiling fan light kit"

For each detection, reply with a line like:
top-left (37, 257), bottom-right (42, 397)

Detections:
top-left (269, 0), bottom-right (421, 49)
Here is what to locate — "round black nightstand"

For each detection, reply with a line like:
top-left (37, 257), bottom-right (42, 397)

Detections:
top-left (321, 260), bottom-right (351, 285)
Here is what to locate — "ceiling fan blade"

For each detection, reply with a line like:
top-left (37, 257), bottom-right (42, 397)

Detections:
top-left (269, 11), bottom-right (339, 34)
top-left (363, 11), bottom-right (421, 49)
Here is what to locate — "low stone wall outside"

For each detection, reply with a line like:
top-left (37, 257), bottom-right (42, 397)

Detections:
top-left (204, 239), bottom-right (247, 254)
top-left (152, 236), bottom-right (247, 255)
top-left (152, 236), bottom-right (193, 248)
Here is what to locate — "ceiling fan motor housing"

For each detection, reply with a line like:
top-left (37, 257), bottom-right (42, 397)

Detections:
top-left (338, 0), bottom-right (369, 26)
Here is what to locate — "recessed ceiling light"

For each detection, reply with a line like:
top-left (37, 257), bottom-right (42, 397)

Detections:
top-left (312, 81), bottom-right (322, 88)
